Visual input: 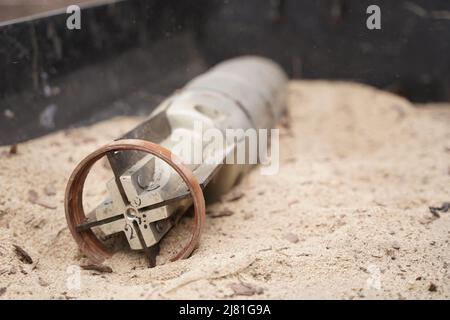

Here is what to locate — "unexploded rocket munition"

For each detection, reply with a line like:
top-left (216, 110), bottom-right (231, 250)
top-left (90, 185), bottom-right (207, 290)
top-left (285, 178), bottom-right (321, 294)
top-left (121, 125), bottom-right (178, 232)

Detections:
top-left (65, 56), bottom-right (288, 267)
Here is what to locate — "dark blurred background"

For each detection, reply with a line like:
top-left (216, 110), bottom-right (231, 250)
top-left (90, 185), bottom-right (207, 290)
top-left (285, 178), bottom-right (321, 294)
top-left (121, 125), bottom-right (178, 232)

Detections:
top-left (1, 0), bottom-right (449, 145)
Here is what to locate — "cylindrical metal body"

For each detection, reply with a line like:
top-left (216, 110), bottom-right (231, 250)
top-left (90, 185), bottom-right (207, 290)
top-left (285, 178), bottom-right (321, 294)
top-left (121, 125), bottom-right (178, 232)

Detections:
top-left (90, 56), bottom-right (288, 251)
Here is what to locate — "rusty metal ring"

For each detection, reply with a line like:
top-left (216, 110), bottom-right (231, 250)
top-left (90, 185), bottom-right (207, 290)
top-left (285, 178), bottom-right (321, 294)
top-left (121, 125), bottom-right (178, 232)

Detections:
top-left (65, 139), bottom-right (206, 264)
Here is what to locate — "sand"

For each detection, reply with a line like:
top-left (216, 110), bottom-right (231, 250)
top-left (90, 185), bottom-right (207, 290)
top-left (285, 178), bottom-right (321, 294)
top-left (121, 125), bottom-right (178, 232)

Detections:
top-left (1, 81), bottom-right (449, 299)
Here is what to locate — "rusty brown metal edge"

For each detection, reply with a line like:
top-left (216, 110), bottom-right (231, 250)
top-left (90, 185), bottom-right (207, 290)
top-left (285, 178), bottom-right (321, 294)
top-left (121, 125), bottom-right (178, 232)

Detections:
top-left (64, 138), bottom-right (206, 264)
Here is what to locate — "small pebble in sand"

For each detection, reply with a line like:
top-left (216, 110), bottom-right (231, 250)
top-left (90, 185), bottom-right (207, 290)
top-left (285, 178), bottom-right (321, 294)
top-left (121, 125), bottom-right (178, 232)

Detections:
top-left (229, 283), bottom-right (263, 296)
top-left (392, 241), bottom-right (401, 250)
top-left (80, 264), bottom-right (113, 273)
top-left (28, 189), bottom-right (57, 209)
top-left (28, 190), bottom-right (39, 203)
top-left (283, 232), bottom-right (299, 244)
top-left (44, 184), bottom-right (57, 196)
top-left (222, 190), bottom-right (245, 202)
top-left (13, 245), bottom-right (33, 264)
top-left (9, 144), bottom-right (18, 155)
top-left (428, 283), bottom-right (438, 292)
top-left (243, 213), bottom-right (254, 220)
top-left (288, 199), bottom-right (299, 207)
top-left (37, 199), bottom-right (57, 210)
top-left (38, 278), bottom-right (50, 287)
top-left (418, 216), bottom-right (434, 225)
top-left (208, 208), bottom-right (234, 218)
top-left (385, 249), bottom-right (396, 260)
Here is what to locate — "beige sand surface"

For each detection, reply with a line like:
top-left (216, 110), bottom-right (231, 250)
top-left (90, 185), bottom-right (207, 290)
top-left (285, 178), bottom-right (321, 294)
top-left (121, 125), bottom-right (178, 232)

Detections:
top-left (1, 81), bottom-right (449, 299)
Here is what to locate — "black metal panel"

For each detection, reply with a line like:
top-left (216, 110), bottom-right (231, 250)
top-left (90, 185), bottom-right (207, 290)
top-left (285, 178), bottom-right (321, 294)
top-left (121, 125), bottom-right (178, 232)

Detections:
top-left (0, 0), bottom-right (215, 145)
top-left (199, 0), bottom-right (450, 102)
